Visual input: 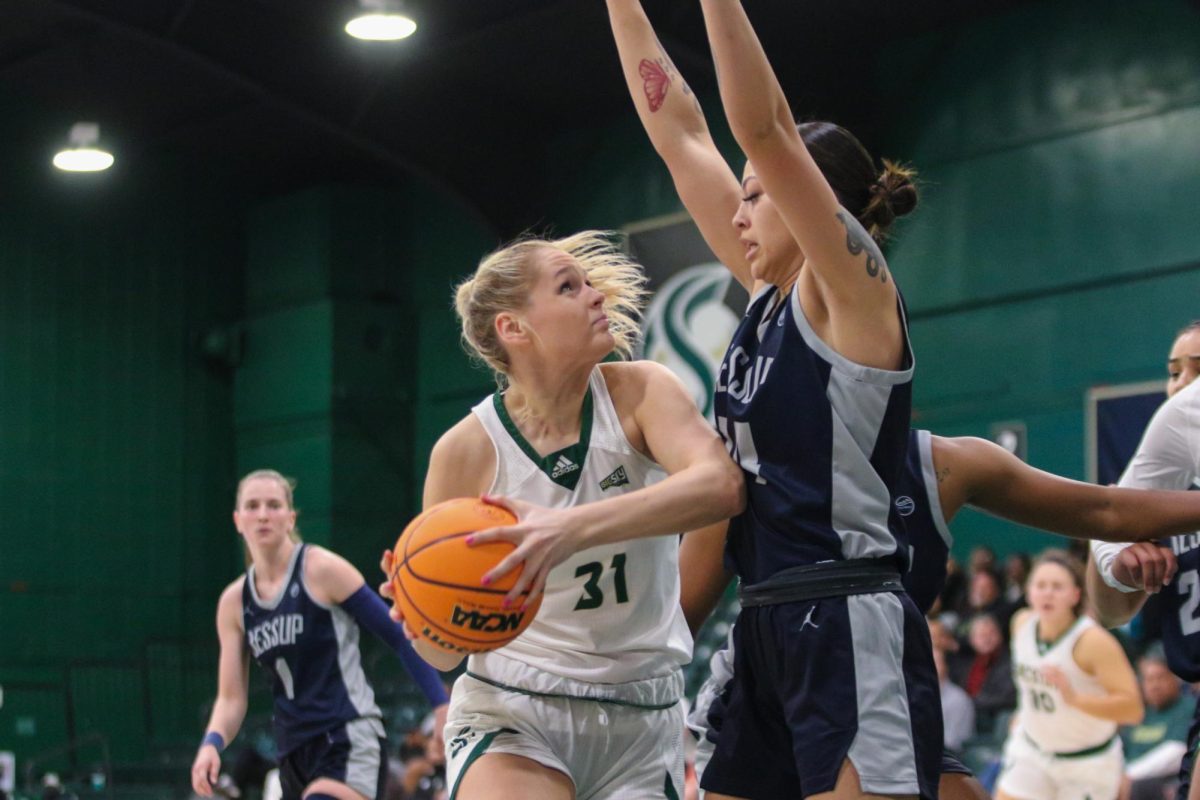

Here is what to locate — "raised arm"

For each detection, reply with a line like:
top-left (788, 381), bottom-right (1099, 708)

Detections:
top-left (606, 0), bottom-right (752, 289)
top-left (191, 582), bottom-right (250, 797)
top-left (698, 0), bottom-right (901, 358)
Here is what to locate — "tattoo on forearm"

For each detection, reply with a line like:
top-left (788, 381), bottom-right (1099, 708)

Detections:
top-left (936, 467), bottom-right (950, 485)
top-left (638, 58), bottom-right (671, 112)
top-left (835, 210), bottom-right (889, 284)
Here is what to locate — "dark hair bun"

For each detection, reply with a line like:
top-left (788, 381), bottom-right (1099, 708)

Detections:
top-left (863, 159), bottom-right (919, 240)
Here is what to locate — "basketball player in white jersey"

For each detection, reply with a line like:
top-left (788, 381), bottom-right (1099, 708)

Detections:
top-left (999, 550), bottom-right (1142, 800)
top-left (382, 231), bottom-right (744, 800)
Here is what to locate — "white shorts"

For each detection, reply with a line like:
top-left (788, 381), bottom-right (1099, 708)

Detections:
top-left (997, 731), bottom-right (1123, 800)
top-left (444, 657), bottom-right (685, 800)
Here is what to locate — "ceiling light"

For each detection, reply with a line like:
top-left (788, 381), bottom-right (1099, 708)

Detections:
top-left (53, 123), bottom-right (114, 172)
top-left (345, 0), bottom-right (416, 41)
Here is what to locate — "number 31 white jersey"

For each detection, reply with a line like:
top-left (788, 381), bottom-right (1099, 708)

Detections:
top-left (466, 365), bottom-right (692, 686)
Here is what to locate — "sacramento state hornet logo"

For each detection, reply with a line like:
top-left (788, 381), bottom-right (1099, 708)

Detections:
top-left (640, 264), bottom-right (740, 420)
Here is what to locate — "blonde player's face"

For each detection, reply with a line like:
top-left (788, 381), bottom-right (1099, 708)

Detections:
top-left (733, 161), bottom-right (802, 284)
top-left (519, 248), bottom-right (614, 365)
top-left (1027, 562), bottom-right (1080, 620)
top-left (1166, 328), bottom-right (1200, 398)
top-left (234, 478), bottom-right (296, 548)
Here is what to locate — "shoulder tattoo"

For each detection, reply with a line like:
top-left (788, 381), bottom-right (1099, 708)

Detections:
top-left (835, 210), bottom-right (889, 284)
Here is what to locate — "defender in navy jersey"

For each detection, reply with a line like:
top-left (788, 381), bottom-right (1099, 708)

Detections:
top-left (680, 425), bottom-right (1200, 800)
top-left (191, 471), bottom-right (449, 800)
top-left (612, 0), bottom-right (937, 793)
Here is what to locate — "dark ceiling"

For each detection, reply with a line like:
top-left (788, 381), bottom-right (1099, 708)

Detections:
top-left (1, 0), bottom-right (1036, 235)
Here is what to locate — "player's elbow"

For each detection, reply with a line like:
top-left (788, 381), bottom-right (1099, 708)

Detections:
top-left (714, 460), bottom-right (746, 518)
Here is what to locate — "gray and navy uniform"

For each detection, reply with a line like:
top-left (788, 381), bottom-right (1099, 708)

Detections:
top-left (690, 428), bottom-right (967, 792)
top-left (701, 282), bottom-right (941, 800)
top-left (242, 544), bottom-right (387, 800)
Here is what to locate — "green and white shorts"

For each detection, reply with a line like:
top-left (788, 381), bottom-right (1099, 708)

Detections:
top-left (444, 656), bottom-right (685, 800)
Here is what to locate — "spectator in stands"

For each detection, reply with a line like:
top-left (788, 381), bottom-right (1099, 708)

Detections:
top-left (938, 556), bottom-right (970, 631)
top-left (932, 619), bottom-right (975, 754)
top-left (1004, 552), bottom-right (1031, 607)
top-left (40, 773), bottom-right (63, 800)
top-left (968, 567), bottom-right (1017, 636)
top-left (951, 612), bottom-right (1018, 731)
top-left (1120, 647), bottom-right (1193, 800)
top-left (969, 545), bottom-right (997, 577)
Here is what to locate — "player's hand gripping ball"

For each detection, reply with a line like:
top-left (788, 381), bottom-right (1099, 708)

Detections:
top-left (389, 497), bottom-right (543, 655)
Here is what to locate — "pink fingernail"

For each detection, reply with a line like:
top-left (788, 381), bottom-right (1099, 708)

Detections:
top-left (481, 575), bottom-right (491, 586)
top-left (465, 536), bottom-right (475, 545)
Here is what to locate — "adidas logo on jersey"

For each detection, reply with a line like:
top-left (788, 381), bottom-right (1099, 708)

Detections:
top-left (551, 454), bottom-right (580, 479)
top-left (599, 465), bottom-right (629, 491)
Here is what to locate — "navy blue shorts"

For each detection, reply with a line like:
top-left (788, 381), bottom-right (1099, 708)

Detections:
top-left (1175, 695), bottom-right (1200, 800)
top-left (279, 718), bottom-right (387, 800)
top-left (700, 591), bottom-right (941, 799)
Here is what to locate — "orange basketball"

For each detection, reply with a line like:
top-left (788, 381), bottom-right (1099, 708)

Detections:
top-left (390, 497), bottom-right (542, 655)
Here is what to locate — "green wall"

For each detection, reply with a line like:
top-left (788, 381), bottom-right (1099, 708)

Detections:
top-left (885, 0), bottom-right (1200, 556)
top-left (0, 162), bottom-right (244, 765)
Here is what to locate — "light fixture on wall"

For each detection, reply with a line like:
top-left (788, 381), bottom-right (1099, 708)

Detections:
top-left (52, 123), bottom-right (114, 172)
top-left (345, 0), bottom-right (417, 41)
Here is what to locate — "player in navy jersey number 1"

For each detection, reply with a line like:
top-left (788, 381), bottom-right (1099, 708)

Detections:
top-left (190, 470), bottom-right (449, 800)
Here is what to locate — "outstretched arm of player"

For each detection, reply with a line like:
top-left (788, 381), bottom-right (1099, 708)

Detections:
top-left (191, 582), bottom-right (250, 797)
top-left (306, 548), bottom-right (450, 715)
top-left (606, 0), bottom-right (753, 290)
top-left (697, 0), bottom-right (902, 361)
top-left (679, 520), bottom-right (734, 637)
top-left (941, 435), bottom-right (1200, 543)
top-left (474, 362), bottom-right (744, 606)
top-left (1043, 627), bottom-right (1143, 725)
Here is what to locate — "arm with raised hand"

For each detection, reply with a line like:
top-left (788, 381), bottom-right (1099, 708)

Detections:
top-left (606, 0), bottom-right (752, 290)
top-left (697, 0), bottom-right (900, 351)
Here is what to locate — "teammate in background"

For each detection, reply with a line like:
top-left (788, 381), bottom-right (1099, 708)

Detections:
top-left (191, 470), bottom-right (449, 800)
top-left (998, 550), bottom-right (1142, 800)
top-left (1089, 320), bottom-right (1200, 800)
top-left (681, 424), bottom-right (1200, 800)
top-left (383, 231), bottom-right (743, 799)
top-left (611, 0), bottom-right (935, 796)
